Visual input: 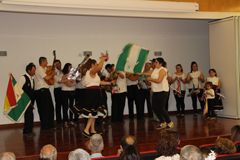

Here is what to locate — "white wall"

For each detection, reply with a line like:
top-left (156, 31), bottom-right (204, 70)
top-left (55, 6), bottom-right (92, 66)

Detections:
top-left (0, 12), bottom-right (210, 125)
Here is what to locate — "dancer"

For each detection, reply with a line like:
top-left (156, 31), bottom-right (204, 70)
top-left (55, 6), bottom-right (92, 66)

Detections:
top-left (203, 82), bottom-right (216, 120)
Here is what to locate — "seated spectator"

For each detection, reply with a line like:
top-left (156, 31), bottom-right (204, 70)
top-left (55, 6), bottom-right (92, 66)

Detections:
top-left (180, 145), bottom-right (203, 160)
top-left (215, 138), bottom-right (236, 155)
top-left (231, 125), bottom-right (240, 142)
top-left (68, 149), bottom-right (91, 160)
top-left (199, 146), bottom-right (216, 160)
top-left (0, 152), bottom-right (16, 160)
top-left (155, 130), bottom-right (179, 160)
top-left (118, 145), bottom-right (142, 160)
top-left (117, 135), bottom-right (137, 156)
top-left (88, 134), bottom-right (104, 158)
top-left (40, 144), bottom-right (57, 160)
top-left (168, 131), bottom-right (180, 146)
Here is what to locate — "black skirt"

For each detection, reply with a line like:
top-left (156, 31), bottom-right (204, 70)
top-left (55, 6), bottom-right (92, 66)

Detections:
top-left (213, 87), bottom-right (223, 111)
top-left (72, 88), bottom-right (107, 118)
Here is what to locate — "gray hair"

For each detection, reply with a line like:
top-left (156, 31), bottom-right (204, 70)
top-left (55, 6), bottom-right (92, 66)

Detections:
top-left (0, 152), bottom-right (16, 160)
top-left (180, 145), bottom-right (203, 160)
top-left (68, 149), bottom-right (90, 160)
top-left (40, 144), bottom-right (57, 160)
top-left (89, 134), bottom-right (103, 153)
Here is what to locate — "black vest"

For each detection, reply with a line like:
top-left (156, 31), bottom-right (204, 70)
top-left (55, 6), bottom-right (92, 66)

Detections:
top-left (22, 74), bottom-right (35, 101)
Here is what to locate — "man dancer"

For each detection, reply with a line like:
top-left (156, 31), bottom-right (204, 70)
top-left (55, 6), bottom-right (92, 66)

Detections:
top-left (18, 63), bottom-right (36, 136)
top-left (35, 57), bottom-right (56, 130)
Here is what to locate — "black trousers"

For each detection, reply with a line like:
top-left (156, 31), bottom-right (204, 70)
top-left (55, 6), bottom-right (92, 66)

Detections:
top-left (207, 99), bottom-right (216, 117)
top-left (36, 88), bottom-right (54, 130)
top-left (23, 100), bottom-right (34, 134)
top-left (62, 91), bottom-right (78, 122)
top-left (165, 88), bottom-right (170, 111)
top-left (54, 88), bottom-right (63, 124)
top-left (111, 92), bottom-right (127, 122)
top-left (139, 88), bottom-right (153, 118)
top-left (173, 90), bottom-right (186, 114)
top-left (75, 88), bottom-right (86, 123)
top-left (127, 85), bottom-right (141, 119)
top-left (189, 89), bottom-right (205, 113)
top-left (152, 91), bottom-right (171, 123)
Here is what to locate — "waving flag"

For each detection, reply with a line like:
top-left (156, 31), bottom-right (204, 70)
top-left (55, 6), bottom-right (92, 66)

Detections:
top-left (115, 43), bottom-right (149, 74)
top-left (3, 74), bottom-right (31, 123)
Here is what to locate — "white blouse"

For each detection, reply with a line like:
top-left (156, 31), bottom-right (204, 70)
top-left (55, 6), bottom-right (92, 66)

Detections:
top-left (84, 69), bottom-right (100, 87)
top-left (187, 71), bottom-right (202, 89)
top-left (204, 89), bottom-right (215, 99)
top-left (155, 154), bottom-right (180, 160)
top-left (151, 67), bottom-right (169, 92)
top-left (113, 71), bottom-right (127, 93)
top-left (171, 73), bottom-right (186, 91)
top-left (206, 76), bottom-right (220, 86)
top-left (75, 75), bottom-right (86, 89)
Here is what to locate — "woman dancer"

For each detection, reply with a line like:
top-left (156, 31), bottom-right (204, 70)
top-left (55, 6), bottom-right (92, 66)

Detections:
top-left (186, 61), bottom-right (205, 118)
top-left (171, 64), bottom-right (186, 118)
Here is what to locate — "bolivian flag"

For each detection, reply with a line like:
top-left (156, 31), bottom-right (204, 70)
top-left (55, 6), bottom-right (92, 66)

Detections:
top-left (116, 43), bottom-right (149, 74)
top-left (3, 74), bottom-right (31, 123)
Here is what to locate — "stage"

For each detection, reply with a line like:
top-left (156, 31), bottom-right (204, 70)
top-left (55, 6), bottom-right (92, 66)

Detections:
top-left (0, 113), bottom-right (239, 160)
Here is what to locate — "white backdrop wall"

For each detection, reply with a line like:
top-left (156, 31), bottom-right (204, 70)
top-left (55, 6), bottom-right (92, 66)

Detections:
top-left (0, 12), bottom-right (210, 125)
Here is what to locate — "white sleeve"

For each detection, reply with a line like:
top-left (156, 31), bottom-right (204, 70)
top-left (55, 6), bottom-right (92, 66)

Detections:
top-left (182, 73), bottom-right (186, 79)
top-left (18, 76), bottom-right (26, 88)
top-left (37, 68), bottom-right (47, 79)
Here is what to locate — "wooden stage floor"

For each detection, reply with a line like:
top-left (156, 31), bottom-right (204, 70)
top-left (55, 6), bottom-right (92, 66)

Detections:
top-left (0, 113), bottom-right (240, 159)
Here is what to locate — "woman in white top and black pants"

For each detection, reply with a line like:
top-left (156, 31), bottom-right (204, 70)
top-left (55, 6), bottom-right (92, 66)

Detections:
top-left (138, 58), bottom-right (174, 130)
top-left (186, 61), bottom-right (205, 118)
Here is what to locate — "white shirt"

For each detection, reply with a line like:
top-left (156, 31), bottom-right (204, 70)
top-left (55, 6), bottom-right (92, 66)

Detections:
top-left (151, 67), bottom-right (169, 92)
top-left (205, 89), bottom-right (215, 99)
top-left (126, 78), bottom-right (138, 86)
top-left (206, 76), bottom-right (220, 86)
top-left (171, 73), bottom-right (186, 91)
top-left (187, 71), bottom-right (202, 89)
top-left (35, 66), bottom-right (49, 90)
top-left (155, 154), bottom-right (180, 160)
top-left (18, 73), bottom-right (34, 89)
top-left (91, 153), bottom-right (103, 158)
top-left (75, 75), bottom-right (86, 89)
top-left (84, 69), bottom-right (100, 87)
top-left (113, 71), bottom-right (127, 93)
top-left (54, 69), bottom-right (63, 88)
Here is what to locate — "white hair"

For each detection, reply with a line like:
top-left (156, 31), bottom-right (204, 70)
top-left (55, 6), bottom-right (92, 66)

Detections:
top-left (180, 145), bottom-right (203, 160)
top-left (40, 144), bottom-right (57, 160)
top-left (89, 134), bottom-right (103, 153)
top-left (0, 152), bottom-right (16, 160)
top-left (68, 149), bottom-right (90, 160)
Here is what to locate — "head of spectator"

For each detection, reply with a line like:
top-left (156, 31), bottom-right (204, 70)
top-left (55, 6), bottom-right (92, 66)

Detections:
top-left (88, 134), bottom-right (104, 158)
top-left (199, 147), bottom-right (211, 159)
top-left (40, 144), bottom-right (57, 160)
top-left (68, 149), bottom-right (91, 160)
top-left (105, 64), bottom-right (115, 74)
top-left (118, 145), bottom-right (142, 160)
top-left (156, 130), bottom-right (178, 157)
top-left (0, 152), bottom-right (16, 160)
top-left (231, 125), bottom-right (240, 142)
top-left (215, 138), bottom-right (236, 155)
top-left (180, 145), bottom-right (203, 160)
top-left (118, 135), bottom-right (137, 155)
top-left (168, 131), bottom-right (180, 145)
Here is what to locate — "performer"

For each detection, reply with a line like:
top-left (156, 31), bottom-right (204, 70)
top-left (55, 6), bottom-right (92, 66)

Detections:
top-left (171, 64), bottom-right (186, 118)
top-left (71, 57), bottom-right (114, 137)
top-left (18, 63), bottom-right (36, 136)
top-left (165, 63), bottom-right (172, 111)
top-left (203, 82), bottom-right (216, 120)
top-left (204, 68), bottom-right (223, 112)
top-left (59, 63), bottom-right (77, 127)
top-left (35, 57), bottom-right (56, 130)
top-left (138, 62), bottom-right (153, 119)
top-left (186, 61), bottom-right (205, 118)
top-left (53, 59), bottom-right (63, 126)
top-left (138, 58), bottom-right (174, 130)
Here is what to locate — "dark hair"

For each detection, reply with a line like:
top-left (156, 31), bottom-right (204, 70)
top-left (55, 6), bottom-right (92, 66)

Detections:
top-left (209, 68), bottom-right (217, 76)
top-left (231, 125), bottom-right (240, 142)
top-left (39, 57), bottom-right (47, 65)
top-left (156, 58), bottom-right (166, 67)
top-left (215, 138), bottom-right (236, 155)
top-left (156, 130), bottom-right (178, 156)
top-left (199, 147), bottom-right (211, 159)
top-left (84, 59), bottom-right (97, 70)
top-left (206, 82), bottom-right (213, 87)
top-left (121, 135), bottom-right (137, 150)
top-left (190, 61), bottom-right (198, 73)
top-left (176, 64), bottom-right (183, 72)
top-left (105, 64), bottom-right (114, 70)
top-left (118, 145), bottom-right (142, 160)
top-left (62, 63), bottom-right (72, 75)
top-left (25, 63), bottom-right (36, 73)
top-left (54, 59), bottom-right (61, 64)
top-left (168, 131), bottom-right (180, 144)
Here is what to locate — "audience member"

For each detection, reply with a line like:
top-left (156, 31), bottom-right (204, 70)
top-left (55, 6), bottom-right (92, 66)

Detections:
top-left (180, 145), bottom-right (203, 160)
top-left (117, 135), bottom-right (137, 155)
top-left (168, 131), bottom-right (180, 145)
top-left (231, 125), bottom-right (240, 142)
top-left (200, 147), bottom-right (216, 160)
top-left (155, 130), bottom-right (179, 160)
top-left (40, 144), bottom-right (57, 160)
top-left (0, 152), bottom-right (16, 160)
top-left (215, 138), bottom-right (236, 155)
top-left (68, 149), bottom-right (91, 160)
top-left (118, 145), bottom-right (142, 160)
top-left (88, 134), bottom-right (104, 158)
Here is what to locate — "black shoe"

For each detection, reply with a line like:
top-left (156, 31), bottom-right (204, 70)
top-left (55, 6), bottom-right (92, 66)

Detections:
top-left (82, 131), bottom-right (92, 138)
